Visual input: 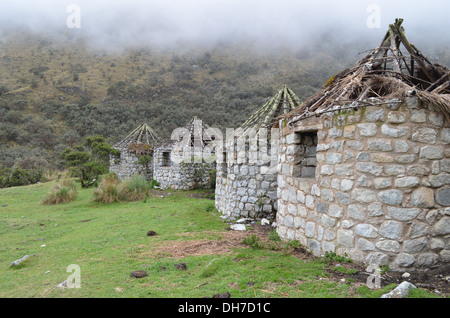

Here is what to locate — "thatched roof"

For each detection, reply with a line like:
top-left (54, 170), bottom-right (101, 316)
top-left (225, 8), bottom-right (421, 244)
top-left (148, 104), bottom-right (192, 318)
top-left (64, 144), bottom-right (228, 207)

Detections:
top-left (240, 85), bottom-right (301, 134)
top-left (284, 18), bottom-right (450, 126)
top-left (161, 116), bottom-right (216, 148)
top-left (114, 123), bottom-right (162, 155)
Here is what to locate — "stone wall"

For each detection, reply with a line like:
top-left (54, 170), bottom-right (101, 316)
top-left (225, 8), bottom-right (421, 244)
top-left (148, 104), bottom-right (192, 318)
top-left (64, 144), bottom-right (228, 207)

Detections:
top-left (153, 147), bottom-right (216, 190)
top-left (215, 130), bottom-right (281, 220)
top-left (276, 97), bottom-right (450, 271)
top-left (215, 161), bottom-right (278, 220)
top-left (109, 149), bottom-right (153, 181)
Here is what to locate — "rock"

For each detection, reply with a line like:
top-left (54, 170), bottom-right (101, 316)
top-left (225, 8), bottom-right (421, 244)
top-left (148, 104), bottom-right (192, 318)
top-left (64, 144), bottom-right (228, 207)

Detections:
top-left (230, 224), bottom-right (246, 231)
top-left (235, 218), bottom-right (253, 224)
top-left (381, 281), bottom-right (417, 298)
top-left (261, 218), bottom-right (270, 225)
top-left (130, 270), bottom-right (148, 278)
top-left (10, 255), bottom-right (32, 267)
top-left (146, 230), bottom-right (158, 236)
top-left (411, 187), bottom-right (435, 208)
top-left (57, 281), bottom-right (68, 289)
top-left (436, 187), bottom-right (450, 206)
top-left (212, 291), bottom-right (231, 298)
top-left (175, 263), bottom-right (187, 270)
top-left (1, 204), bottom-right (7, 207)
top-left (401, 272), bottom-right (411, 278)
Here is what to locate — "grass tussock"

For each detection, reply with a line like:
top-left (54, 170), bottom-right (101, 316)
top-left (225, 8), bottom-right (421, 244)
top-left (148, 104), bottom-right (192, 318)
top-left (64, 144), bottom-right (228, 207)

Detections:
top-left (118, 174), bottom-right (151, 202)
top-left (42, 179), bottom-right (78, 205)
top-left (93, 173), bottom-right (120, 203)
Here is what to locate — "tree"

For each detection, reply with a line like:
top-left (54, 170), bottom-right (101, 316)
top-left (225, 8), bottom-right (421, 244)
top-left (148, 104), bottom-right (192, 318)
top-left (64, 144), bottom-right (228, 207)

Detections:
top-left (60, 135), bottom-right (119, 188)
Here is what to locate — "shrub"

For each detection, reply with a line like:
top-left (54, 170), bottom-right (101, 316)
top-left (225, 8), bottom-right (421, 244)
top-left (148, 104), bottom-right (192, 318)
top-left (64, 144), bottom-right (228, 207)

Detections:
top-left (242, 234), bottom-right (264, 249)
top-left (118, 174), bottom-right (150, 202)
top-left (42, 179), bottom-right (78, 205)
top-left (0, 167), bottom-right (43, 188)
top-left (93, 173), bottom-right (120, 203)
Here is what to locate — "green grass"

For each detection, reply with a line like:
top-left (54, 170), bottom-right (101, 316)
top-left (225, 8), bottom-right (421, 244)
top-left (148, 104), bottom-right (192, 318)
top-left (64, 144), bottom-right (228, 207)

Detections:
top-left (0, 181), bottom-right (442, 298)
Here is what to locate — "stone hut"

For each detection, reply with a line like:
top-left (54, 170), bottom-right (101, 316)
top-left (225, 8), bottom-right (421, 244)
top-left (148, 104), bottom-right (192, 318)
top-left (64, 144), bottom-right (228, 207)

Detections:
top-left (275, 19), bottom-right (450, 271)
top-left (153, 116), bottom-right (217, 190)
top-left (215, 85), bottom-right (301, 220)
top-left (110, 123), bottom-right (162, 181)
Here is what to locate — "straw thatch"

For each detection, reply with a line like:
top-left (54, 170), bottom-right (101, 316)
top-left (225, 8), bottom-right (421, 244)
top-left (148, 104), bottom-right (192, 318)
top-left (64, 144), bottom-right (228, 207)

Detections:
top-left (161, 116), bottom-right (216, 149)
top-left (285, 19), bottom-right (450, 125)
top-left (239, 85), bottom-right (301, 135)
top-left (113, 123), bottom-right (162, 155)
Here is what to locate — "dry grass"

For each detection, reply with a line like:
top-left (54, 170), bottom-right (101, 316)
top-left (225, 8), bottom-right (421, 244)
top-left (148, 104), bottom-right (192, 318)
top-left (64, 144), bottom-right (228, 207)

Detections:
top-left (93, 173), bottom-right (120, 203)
top-left (117, 174), bottom-right (151, 202)
top-left (42, 178), bottom-right (78, 205)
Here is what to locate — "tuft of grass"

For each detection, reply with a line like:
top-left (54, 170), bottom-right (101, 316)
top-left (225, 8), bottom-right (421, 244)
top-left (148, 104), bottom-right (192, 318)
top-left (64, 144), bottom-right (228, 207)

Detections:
top-left (42, 179), bottom-right (78, 204)
top-left (322, 251), bottom-right (352, 264)
top-left (118, 174), bottom-right (151, 202)
top-left (242, 234), bottom-right (264, 249)
top-left (93, 173), bottom-right (120, 203)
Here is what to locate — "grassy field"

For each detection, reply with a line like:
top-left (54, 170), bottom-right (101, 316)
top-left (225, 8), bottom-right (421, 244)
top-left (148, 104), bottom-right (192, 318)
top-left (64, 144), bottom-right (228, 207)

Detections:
top-left (0, 180), bottom-right (442, 298)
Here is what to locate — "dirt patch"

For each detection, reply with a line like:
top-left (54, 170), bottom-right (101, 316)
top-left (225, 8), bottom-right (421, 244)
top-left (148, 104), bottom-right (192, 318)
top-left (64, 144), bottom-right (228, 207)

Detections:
top-left (146, 224), bottom-right (272, 258)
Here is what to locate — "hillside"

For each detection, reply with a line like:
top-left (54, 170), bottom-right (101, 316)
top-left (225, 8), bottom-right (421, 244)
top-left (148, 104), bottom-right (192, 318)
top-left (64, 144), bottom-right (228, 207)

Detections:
top-left (1, 29), bottom-right (449, 170)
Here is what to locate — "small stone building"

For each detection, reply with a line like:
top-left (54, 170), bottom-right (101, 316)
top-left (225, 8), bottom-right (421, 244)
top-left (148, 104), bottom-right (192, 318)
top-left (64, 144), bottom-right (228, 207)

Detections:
top-left (275, 20), bottom-right (450, 271)
top-left (215, 86), bottom-right (301, 220)
top-left (153, 116), bottom-right (217, 190)
top-left (110, 123), bottom-right (162, 180)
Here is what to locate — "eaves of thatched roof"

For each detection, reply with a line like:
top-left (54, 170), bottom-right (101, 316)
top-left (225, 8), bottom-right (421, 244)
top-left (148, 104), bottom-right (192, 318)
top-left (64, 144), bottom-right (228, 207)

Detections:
top-left (159, 116), bottom-right (215, 149)
top-left (114, 123), bottom-right (162, 154)
top-left (240, 85), bottom-right (301, 133)
top-left (282, 19), bottom-right (450, 126)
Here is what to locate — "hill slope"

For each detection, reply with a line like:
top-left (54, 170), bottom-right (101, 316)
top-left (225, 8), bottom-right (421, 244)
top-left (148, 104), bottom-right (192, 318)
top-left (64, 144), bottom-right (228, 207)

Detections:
top-left (1, 29), bottom-right (449, 170)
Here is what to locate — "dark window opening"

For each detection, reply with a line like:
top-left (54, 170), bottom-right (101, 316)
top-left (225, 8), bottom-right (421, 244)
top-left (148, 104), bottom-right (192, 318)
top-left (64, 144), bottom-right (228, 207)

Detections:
top-left (292, 132), bottom-right (318, 179)
top-left (162, 152), bottom-right (171, 167)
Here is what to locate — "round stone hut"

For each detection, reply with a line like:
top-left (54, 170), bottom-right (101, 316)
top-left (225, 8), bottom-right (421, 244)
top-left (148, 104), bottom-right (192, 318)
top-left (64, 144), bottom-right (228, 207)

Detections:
top-left (153, 116), bottom-right (217, 190)
top-left (109, 123), bottom-right (162, 181)
top-left (275, 20), bottom-right (450, 271)
top-left (215, 85), bottom-right (301, 220)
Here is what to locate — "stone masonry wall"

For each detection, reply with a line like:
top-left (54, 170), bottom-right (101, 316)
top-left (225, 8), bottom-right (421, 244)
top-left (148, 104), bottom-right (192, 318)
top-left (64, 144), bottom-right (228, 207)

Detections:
top-left (215, 161), bottom-right (278, 220)
top-left (276, 97), bottom-right (450, 271)
top-left (109, 149), bottom-right (153, 181)
top-left (153, 147), bottom-right (216, 190)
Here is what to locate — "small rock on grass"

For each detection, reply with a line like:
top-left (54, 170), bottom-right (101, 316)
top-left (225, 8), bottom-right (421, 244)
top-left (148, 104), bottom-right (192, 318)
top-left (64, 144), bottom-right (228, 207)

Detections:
top-left (130, 270), bottom-right (148, 278)
top-left (230, 224), bottom-right (246, 231)
top-left (146, 230), bottom-right (158, 236)
top-left (10, 255), bottom-right (33, 267)
top-left (175, 263), bottom-right (187, 270)
top-left (381, 281), bottom-right (417, 298)
top-left (212, 292), bottom-right (231, 298)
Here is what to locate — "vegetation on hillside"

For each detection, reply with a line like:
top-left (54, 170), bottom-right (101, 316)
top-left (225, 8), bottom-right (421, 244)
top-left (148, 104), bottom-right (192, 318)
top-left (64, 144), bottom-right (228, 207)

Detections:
top-left (1, 30), bottom-right (450, 179)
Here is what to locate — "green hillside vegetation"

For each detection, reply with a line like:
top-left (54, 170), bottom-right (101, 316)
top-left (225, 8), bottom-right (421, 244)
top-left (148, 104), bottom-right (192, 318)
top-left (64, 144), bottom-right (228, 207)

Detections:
top-left (1, 29), bottom-right (450, 179)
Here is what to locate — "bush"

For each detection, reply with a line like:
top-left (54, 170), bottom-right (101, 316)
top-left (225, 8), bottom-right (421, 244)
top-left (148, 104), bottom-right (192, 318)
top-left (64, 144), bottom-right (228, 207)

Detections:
top-left (42, 179), bottom-right (78, 205)
top-left (0, 167), bottom-right (43, 188)
top-left (93, 173), bottom-right (120, 203)
top-left (118, 174), bottom-right (150, 202)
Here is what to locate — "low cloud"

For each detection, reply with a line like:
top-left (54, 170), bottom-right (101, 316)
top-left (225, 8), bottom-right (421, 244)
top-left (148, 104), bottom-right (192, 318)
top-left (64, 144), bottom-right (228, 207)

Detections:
top-left (1, 0), bottom-right (450, 51)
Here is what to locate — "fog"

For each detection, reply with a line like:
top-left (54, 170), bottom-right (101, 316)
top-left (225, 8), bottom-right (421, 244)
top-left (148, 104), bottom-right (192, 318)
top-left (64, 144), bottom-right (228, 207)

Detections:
top-left (1, 0), bottom-right (450, 52)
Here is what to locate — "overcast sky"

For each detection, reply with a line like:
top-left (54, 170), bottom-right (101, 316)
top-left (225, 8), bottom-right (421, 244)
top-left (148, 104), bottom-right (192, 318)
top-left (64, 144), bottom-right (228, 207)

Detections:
top-left (1, 0), bottom-right (450, 51)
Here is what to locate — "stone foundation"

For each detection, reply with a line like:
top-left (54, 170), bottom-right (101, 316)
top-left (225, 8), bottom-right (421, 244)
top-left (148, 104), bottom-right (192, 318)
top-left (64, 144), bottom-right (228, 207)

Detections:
top-left (277, 97), bottom-right (450, 271)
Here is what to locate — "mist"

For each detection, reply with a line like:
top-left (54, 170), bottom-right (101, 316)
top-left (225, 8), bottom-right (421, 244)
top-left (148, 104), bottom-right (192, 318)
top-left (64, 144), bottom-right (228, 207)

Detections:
top-left (1, 0), bottom-right (450, 53)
